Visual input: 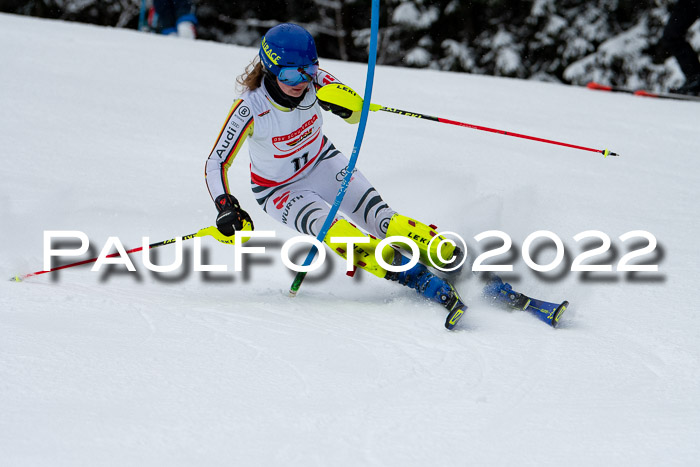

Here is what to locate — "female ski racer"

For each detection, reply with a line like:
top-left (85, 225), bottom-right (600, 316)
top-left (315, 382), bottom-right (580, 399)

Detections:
top-left (204, 23), bottom-right (468, 328)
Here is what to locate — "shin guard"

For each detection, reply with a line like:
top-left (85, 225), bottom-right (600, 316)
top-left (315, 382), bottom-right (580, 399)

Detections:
top-left (385, 213), bottom-right (456, 268)
top-left (324, 219), bottom-right (396, 278)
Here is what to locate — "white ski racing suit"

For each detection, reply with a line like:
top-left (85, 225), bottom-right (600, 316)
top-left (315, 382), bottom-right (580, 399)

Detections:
top-left (205, 69), bottom-right (396, 238)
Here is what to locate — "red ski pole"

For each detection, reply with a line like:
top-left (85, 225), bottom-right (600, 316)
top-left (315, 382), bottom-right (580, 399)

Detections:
top-left (317, 83), bottom-right (620, 157)
top-left (372, 105), bottom-right (620, 157)
top-left (10, 224), bottom-right (251, 282)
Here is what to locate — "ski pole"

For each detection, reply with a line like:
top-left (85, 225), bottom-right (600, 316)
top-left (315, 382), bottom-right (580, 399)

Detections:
top-left (317, 84), bottom-right (620, 157)
top-left (288, 0), bottom-right (380, 297)
top-left (370, 104), bottom-right (620, 157)
top-left (10, 224), bottom-right (250, 282)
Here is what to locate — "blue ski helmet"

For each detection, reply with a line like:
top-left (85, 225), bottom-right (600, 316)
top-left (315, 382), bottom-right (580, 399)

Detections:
top-left (259, 23), bottom-right (318, 78)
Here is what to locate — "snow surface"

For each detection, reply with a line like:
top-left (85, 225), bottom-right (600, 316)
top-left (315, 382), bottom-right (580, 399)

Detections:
top-left (2, 12), bottom-right (700, 466)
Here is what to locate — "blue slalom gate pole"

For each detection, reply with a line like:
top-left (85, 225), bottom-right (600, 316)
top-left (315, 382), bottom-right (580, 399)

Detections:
top-left (289, 0), bottom-right (380, 296)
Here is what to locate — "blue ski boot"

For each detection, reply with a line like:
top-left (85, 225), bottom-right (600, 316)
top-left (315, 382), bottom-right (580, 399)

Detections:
top-left (443, 246), bottom-right (467, 276)
top-left (482, 274), bottom-right (568, 327)
top-left (386, 253), bottom-right (467, 329)
top-left (482, 275), bottom-right (531, 310)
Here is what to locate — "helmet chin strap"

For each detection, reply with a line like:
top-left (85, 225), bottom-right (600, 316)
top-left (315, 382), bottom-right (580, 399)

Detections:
top-left (263, 72), bottom-right (317, 110)
top-left (295, 96), bottom-right (318, 111)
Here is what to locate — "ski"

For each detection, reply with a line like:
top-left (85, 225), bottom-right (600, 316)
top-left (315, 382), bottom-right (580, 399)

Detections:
top-left (443, 285), bottom-right (468, 330)
top-left (483, 276), bottom-right (568, 328)
top-left (525, 297), bottom-right (568, 328)
top-left (586, 81), bottom-right (700, 102)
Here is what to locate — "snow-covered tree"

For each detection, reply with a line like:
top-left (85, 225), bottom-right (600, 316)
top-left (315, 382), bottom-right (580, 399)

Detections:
top-left (3, 0), bottom-right (698, 90)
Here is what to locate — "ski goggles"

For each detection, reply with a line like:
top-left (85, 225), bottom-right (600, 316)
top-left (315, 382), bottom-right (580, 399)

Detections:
top-left (277, 62), bottom-right (319, 86)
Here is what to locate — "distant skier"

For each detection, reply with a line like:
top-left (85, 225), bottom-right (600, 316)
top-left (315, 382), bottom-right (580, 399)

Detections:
top-left (203, 23), bottom-right (469, 328)
top-left (661, 0), bottom-right (700, 95)
top-left (152, 0), bottom-right (197, 38)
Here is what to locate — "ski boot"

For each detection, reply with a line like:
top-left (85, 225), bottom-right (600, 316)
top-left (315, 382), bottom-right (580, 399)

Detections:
top-left (444, 246), bottom-right (467, 276)
top-left (386, 253), bottom-right (467, 330)
top-left (482, 274), bottom-right (531, 310)
top-left (482, 274), bottom-right (568, 327)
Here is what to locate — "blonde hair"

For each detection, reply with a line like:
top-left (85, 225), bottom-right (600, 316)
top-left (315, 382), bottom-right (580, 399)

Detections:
top-left (236, 57), bottom-right (265, 92)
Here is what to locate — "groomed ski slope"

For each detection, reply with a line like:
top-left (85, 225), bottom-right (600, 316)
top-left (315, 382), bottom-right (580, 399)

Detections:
top-left (1, 13), bottom-right (699, 466)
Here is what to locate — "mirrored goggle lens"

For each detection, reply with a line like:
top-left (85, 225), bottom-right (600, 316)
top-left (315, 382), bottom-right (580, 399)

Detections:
top-left (278, 63), bottom-right (319, 86)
